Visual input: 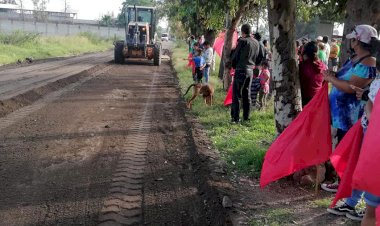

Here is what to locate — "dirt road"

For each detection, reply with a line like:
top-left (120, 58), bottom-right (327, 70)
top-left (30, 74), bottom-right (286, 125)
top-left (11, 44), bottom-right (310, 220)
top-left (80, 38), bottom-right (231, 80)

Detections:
top-left (0, 48), bottom-right (228, 225)
top-left (0, 51), bottom-right (112, 100)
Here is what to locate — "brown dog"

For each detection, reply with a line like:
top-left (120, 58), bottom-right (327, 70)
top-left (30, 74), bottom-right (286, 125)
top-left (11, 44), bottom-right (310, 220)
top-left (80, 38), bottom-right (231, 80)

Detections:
top-left (183, 83), bottom-right (214, 109)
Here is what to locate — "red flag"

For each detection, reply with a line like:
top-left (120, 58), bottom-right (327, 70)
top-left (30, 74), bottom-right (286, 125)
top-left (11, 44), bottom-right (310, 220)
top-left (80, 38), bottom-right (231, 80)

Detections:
top-left (352, 91), bottom-right (380, 197)
top-left (330, 120), bottom-right (363, 207)
top-left (224, 69), bottom-right (235, 106)
top-left (260, 84), bottom-right (332, 187)
top-left (213, 31), bottom-right (238, 57)
top-left (224, 85), bottom-right (233, 106)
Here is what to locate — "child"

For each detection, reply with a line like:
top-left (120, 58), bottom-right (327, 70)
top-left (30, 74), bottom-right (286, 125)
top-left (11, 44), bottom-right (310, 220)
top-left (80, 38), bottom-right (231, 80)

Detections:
top-left (258, 61), bottom-right (270, 109)
top-left (192, 49), bottom-right (205, 83)
top-left (250, 67), bottom-right (261, 108)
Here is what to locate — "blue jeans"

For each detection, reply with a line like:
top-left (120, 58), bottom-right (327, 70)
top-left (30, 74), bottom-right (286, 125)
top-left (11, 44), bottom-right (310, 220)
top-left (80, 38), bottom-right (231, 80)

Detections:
top-left (203, 66), bottom-right (210, 84)
top-left (346, 189), bottom-right (364, 207)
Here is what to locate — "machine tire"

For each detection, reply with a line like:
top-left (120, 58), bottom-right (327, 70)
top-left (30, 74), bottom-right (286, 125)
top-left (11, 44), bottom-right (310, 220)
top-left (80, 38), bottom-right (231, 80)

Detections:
top-left (114, 41), bottom-right (125, 64)
top-left (153, 44), bottom-right (161, 66)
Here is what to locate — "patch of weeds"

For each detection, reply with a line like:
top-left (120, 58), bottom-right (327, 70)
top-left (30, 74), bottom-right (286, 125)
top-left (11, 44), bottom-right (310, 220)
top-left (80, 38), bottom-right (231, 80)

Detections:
top-left (250, 208), bottom-right (294, 226)
top-left (310, 197), bottom-right (333, 208)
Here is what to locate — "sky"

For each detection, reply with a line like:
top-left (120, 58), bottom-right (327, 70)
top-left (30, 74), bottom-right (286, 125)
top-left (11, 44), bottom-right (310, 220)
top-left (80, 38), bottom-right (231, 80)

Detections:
top-left (22, 0), bottom-right (125, 20)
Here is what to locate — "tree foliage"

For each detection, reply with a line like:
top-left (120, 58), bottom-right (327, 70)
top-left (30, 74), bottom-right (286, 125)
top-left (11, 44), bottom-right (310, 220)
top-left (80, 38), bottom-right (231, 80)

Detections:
top-left (297, 0), bottom-right (347, 22)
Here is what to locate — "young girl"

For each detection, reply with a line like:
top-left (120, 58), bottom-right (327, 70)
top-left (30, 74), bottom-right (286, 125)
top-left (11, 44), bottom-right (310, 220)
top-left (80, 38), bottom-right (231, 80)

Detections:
top-left (258, 61), bottom-right (270, 109)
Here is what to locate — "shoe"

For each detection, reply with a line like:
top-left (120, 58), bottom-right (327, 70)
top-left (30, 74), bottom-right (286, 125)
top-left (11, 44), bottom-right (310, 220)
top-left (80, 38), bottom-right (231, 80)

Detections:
top-left (346, 209), bottom-right (365, 221)
top-left (230, 119), bottom-right (240, 124)
top-left (327, 202), bottom-right (354, 216)
top-left (321, 181), bottom-right (339, 193)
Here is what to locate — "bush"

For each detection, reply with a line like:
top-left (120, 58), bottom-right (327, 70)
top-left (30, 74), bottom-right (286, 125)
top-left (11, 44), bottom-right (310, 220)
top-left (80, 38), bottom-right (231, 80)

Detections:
top-left (0, 30), bottom-right (40, 45)
top-left (78, 32), bottom-right (104, 44)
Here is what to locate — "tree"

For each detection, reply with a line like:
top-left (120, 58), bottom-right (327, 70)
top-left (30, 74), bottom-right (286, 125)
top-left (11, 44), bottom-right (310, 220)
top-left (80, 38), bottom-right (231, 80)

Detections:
top-left (340, 0), bottom-right (380, 64)
top-left (63, 0), bottom-right (70, 13)
top-left (16, 0), bottom-right (25, 20)
top-left (32, 0), bottom-right (49, 21)
top-left (100, 14), bottom-right (114, 26)
top-left (221, 0), bottom-right (258, 89)
top-left (268, 0), bottom-right (302, 134)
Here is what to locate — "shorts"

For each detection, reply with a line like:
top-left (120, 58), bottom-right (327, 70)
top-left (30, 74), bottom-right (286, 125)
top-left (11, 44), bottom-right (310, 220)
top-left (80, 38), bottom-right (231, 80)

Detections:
top-left (364, 192), bottom-right (380, 207)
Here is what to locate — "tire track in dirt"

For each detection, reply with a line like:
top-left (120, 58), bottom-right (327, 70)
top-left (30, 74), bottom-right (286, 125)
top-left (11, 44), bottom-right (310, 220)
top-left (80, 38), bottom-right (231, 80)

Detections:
top-left (98, 70), bottom-right (158, 226)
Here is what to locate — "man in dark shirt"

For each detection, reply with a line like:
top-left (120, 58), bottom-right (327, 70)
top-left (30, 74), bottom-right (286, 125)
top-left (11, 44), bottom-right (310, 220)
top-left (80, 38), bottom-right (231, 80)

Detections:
top-left (230, 24), bottom-right (260, 123)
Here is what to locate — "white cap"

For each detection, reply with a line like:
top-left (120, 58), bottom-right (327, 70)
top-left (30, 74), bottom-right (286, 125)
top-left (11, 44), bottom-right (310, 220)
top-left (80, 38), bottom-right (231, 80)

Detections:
top-left (316, 36), bottom-right (323, 41)
top-left (346, 25), bottom-right (378, 44)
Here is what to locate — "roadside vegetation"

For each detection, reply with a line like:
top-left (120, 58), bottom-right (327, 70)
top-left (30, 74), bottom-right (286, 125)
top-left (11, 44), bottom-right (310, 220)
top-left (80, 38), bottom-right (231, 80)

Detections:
top-left (0, 31), bottom-right (113, 65)
top-left (172, 42), bottom-right (276, 175)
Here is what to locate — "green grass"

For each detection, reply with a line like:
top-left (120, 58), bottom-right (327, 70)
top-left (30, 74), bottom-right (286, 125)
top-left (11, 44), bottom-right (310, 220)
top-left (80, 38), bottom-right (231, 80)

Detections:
top-left (0, 31), bottom-right (112, 65)
top-left (309, 197), bottom-right (333, 208)
top-left (172, 42), bottom-right (276, 175)
top-left (250, 208), bottom-right (294, 226)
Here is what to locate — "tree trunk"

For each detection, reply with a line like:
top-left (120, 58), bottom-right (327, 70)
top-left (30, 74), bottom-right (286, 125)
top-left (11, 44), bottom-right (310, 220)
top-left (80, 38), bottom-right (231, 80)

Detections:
top-left (221, 0), bottom-right (254, 91)
top-left (340, 0), bottom-right (380, 64)
top-left (268, 0), bottom-right (302, 134)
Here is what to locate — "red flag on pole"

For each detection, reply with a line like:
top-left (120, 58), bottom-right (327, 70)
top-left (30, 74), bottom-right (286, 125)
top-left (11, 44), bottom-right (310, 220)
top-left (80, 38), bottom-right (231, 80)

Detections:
top-left (352, 91), bottom-right (380, 197)
top-left (329, 120), bottom-right (363, 207)
top-left (260, 84), bottom-right (332, 188)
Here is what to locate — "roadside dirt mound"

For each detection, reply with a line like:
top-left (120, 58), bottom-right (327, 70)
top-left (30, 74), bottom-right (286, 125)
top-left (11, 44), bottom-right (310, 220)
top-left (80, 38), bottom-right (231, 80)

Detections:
top-left (0, 64), bottom-right (107, 118)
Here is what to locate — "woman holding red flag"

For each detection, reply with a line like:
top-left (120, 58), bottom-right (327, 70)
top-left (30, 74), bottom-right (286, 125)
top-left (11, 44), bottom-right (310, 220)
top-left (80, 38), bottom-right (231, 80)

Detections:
top-left (323, 25), bottom-right (378, 221)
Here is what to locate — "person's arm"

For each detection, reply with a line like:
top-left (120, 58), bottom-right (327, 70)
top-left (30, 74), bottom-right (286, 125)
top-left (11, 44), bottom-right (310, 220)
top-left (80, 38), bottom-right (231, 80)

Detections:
top-left (324, 73), bottom-right (373, 93)
top-left (365, 100), bottom-right (373, 121)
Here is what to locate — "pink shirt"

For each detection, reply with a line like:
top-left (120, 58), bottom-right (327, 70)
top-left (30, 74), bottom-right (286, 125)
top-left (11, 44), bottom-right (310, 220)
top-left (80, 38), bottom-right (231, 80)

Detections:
top-left (259, 69), bottom-right (270, 94)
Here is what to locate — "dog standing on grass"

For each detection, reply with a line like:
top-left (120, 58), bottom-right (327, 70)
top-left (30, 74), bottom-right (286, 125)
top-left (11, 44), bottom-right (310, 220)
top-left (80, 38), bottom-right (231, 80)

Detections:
top-left (183, 83), bottom-right (214, 109)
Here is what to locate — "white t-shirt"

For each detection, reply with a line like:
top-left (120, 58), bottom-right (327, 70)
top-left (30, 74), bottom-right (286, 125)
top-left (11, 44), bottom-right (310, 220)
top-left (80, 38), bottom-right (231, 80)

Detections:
top-left (324, 43), bottom-right (331, 60)
top-left (361, 76), bottom-right (380, 128)
top-left (203, 47), bottom-right (214, 65)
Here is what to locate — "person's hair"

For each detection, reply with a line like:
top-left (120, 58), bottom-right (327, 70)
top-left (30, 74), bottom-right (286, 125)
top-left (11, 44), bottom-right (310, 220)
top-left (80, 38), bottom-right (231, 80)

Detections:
top-left (193, 42), bottom-right (199, 47)
top-left (241, 24), bottom-right (252, 36)
top-left (296, 40), bottom-right (300, 47)
top-left (303, 41), bottom-right (319, 61)
top-left (260, 60), bottom-right (269, 68)
top-left (254, 32), bottom-right (262, 41)
top-left (263, 39), bottom-right (268, 46)
top-left (203, 41), bottom-right (210, 46)
top-left (318, 42), bottom-right (325, 50)
top-left (358, 38), bottom-right (380, 58)
top-left (369, 37), bottom-right (380, 71)
top-left (197, 49), bottom-right (202, 55)
top-left (190, 35), bottom-right (195, 40)
top-left (323, 36), bottom-right (329, 43)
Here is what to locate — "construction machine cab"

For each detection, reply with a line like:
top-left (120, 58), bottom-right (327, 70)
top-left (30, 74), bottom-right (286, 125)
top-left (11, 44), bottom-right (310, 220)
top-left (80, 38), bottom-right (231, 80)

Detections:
top-left (114, 5), bottom-right (161, 66)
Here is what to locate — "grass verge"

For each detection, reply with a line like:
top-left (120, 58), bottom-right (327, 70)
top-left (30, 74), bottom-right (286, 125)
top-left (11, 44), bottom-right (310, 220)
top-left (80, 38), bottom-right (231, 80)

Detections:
top-left (0, 31), bottom-right (113, 65)
top-left (172, 42), bottom-right (276, 175)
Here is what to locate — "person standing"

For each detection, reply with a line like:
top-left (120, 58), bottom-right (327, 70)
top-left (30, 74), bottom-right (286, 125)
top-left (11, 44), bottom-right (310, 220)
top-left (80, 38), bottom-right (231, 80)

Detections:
top-left (330, 39), bottom-right (340, 72)
top-left (299, 41), bottom-right (327, 106)
top-left (202, 41), bottom-right (213, 84)
top-left (230, 24), bottom-right (260, 123)
top-left (323, 36), bottom-right (331, 63)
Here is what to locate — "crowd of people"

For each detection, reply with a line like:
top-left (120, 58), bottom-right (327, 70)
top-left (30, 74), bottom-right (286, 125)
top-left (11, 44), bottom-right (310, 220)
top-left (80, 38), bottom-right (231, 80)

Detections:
top-left (188, 23), bottom-right (380, 225)
top-left (187, 35), bottom-right (214, 84)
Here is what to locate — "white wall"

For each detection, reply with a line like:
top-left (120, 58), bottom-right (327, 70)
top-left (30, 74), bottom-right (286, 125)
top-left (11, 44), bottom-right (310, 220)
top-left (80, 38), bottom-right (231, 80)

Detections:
top-left (0, 19), bottom-right (125, 39)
